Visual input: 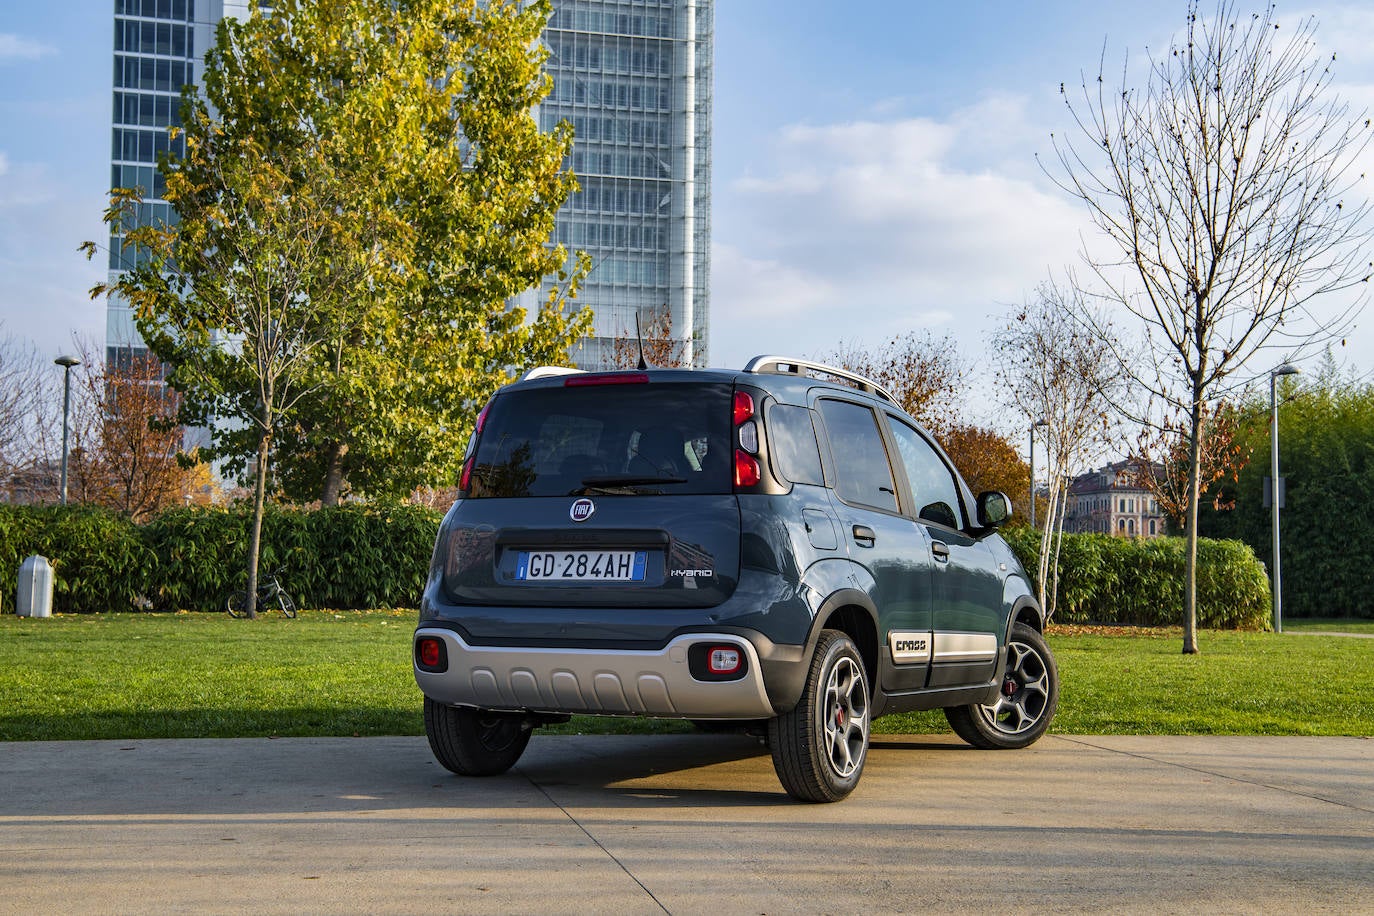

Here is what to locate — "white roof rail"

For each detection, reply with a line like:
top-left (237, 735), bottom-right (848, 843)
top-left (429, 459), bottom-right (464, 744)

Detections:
top-left (522, 365), bottom-right (586, 381)
top-left (743, 355), bottom-right (898, 405)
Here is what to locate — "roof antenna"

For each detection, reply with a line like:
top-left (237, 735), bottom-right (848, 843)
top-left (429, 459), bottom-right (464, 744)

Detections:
top-left (635, 312), bottom-right (649, 370)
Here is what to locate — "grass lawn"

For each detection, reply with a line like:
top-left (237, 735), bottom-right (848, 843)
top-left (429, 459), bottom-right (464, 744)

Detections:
top-left (1, 613), bottom-right (1370, 741)
top-left (1281, 618), bottom-right (1374, 635)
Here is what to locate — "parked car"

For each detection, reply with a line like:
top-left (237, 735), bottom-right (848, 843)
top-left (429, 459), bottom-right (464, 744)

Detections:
top-left (414, 356), bottom-right (1058, 801)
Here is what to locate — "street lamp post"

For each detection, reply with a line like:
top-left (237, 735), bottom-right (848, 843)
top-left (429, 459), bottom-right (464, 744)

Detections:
top-left (54, 355), bottom-right (81, 506)
top-left (1029, 418), bottom-right (1048, 528)
top-left (1270, 363), bottom-right (1300, 634)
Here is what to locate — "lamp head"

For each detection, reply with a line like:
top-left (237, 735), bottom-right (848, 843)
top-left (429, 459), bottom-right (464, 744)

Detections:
top-left (1271, 363), bottom-right (1300, 379)
top-left (54, 355), bottom-right (81, 369)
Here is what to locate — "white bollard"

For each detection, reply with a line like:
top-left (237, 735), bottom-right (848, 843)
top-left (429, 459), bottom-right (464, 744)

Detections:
top-left (17, 555), bottom-right (54, 618)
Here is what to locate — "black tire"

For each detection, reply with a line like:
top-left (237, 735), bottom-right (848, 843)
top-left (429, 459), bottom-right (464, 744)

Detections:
top-left (945, 622), bottom-right (1059, 750)
top-left (278, 592), bottom-right (297, 618)
top-left (226, 590), bottom-right (249, 618)
top-left (768, 629), bottom-right (871, 803)
top-left (424, 698), bottom-right (531, 776)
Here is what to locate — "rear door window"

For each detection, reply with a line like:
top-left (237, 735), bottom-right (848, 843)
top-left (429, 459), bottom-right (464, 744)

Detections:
top-left (469, 382), bottom-right (732, 497)
top-left (815, 399), bottom-right (899, 513)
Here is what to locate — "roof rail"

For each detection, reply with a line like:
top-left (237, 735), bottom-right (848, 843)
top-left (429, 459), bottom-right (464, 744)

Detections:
top-left (742, 355), bottom-right (897, 404)
top-left (521, 365), bottom-right (585, 381)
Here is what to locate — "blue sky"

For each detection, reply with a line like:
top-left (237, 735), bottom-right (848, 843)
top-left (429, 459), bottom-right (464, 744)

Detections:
top-left (4, 2), bottom-right (1374, 421)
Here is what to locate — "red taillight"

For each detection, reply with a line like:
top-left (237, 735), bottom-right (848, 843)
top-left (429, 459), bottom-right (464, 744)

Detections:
top-left (708, 646), bottom-right (742, 675)
top-left (733, 390), bottom-right (760, 488)
top-left (565, 372), bottom-right (650, 386)
top-left (732, 390), bottom-right (755, 425)
top-left (734, 449), bottom-right (760, 487)
top-left (417, 637), bottom-right (444, 670)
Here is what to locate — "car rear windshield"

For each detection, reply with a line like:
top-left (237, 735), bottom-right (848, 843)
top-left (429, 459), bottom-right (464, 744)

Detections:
top-left (468, 381), bottom-right (733, 498)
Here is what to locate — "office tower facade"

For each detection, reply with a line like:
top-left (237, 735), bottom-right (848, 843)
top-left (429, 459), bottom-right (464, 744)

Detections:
top-left (542, 0), bottom-right (712, 368)
top-left (106, 0), bottom-right (711, 369)
top-left (106, 1), bottom-right (251, 369)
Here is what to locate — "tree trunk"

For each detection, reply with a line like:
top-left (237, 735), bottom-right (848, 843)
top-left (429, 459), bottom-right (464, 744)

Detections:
top-left (1182, 392), bottom-right (1204, 655)
top-left (244, 428), bottom-right (271, 620)
top-left (320, 439), bottom-right (347, 506)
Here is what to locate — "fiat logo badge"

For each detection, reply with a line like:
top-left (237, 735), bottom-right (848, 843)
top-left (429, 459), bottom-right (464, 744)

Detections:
top-left (570, 498), bottom-right (595, 522)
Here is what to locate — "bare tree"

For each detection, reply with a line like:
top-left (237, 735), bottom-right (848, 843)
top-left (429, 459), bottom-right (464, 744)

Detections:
top-left (1049, 2), bottom-right (1373, 652)
top-left (992, 278), bottom-right (1125, 617)
top-left (611, 307), bottom-right (691, 369)
top-left (0, 329), bottom-right (45, 479)
top-left (826, 331), bottom-right (969, 434)
top-left (64, 342), bottom-right (207, 521)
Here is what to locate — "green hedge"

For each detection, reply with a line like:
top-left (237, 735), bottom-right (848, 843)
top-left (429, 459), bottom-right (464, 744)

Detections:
top-left (1, 504), bottom-right (441, 613)
top-left (3, 504), bottom-right (1271, 625)
top-left (1002, 529), bottom-right (1271, 629)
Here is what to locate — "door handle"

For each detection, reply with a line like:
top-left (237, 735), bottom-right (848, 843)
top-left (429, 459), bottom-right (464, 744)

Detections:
top-left (931, 541), bottom-right (950, 562)
top-left (852, 525), bottom-right (876, 547)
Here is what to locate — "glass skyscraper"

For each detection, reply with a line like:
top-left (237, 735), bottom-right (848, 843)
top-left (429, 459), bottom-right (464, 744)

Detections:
top-left (541, 0), bottom-right (712, 368)
top-left (106, 0), bottom-right (711, 369)
top-left (106, 1), bottom-right (250, 369)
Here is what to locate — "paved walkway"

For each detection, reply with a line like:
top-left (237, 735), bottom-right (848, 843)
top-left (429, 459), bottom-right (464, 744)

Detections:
top-left (1, 734), bottom-right (1371, 914)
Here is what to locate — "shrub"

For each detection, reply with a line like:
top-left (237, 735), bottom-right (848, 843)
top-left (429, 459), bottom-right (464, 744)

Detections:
top-left (0, 506), bottom-right (156, 613)
top-left (1002, 529), bottom-right (1271, 629)
top-left (1, 503), bottom-right (442, 613)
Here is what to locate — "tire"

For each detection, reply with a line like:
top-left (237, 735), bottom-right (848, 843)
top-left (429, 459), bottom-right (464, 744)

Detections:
top-left (226, 590), bottom-right (248, 618)
top-left (768, 629), bottom-right (871, 803)
top-left (945, 622), bottom-right (1059, 750)
top-left (278, 592), bottom-right (297, 618)
top-left (424, 697), bottom-right (531, 776)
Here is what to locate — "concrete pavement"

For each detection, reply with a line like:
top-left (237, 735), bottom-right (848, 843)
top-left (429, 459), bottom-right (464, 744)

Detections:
top-left (1, 734), bottom-right (1371, 914)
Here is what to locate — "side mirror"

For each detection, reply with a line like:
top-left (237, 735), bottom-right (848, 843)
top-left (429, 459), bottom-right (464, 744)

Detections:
top-left (976, 491), bottom-right (1012, 529)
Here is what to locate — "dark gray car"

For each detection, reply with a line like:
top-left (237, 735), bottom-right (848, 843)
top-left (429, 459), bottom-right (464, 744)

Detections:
top-left (414, 356), bottom-right (1057, 801)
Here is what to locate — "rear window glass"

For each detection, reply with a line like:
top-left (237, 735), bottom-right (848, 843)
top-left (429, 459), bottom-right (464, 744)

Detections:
top-left (468, 382), bottom-right (732, 498)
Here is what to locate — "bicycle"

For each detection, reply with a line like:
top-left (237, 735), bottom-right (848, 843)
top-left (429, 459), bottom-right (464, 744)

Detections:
top-left (226, 567), bottom-right (297, 618)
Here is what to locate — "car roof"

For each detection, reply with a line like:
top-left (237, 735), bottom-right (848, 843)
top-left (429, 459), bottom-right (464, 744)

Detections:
top-left (516, 355), bottom-right (899, 407)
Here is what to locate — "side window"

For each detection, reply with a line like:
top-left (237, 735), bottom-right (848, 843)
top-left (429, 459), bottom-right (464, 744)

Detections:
top-left (889, 419), bottom-right (963, 529)
top-left (766, 403), bottom-right (823, 486)
top-left (816, 399), bottom-right (898, 513)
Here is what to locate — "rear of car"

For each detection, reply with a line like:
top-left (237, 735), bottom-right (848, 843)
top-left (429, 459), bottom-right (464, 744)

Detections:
top-left (415, 369), bottom-right (781, 728)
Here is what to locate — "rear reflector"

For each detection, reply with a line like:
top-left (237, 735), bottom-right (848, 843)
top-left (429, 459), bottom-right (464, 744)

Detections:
top-left (416, 637), bottom-right (446, 671)
top-left (565, 372), bottom-right (650, 387)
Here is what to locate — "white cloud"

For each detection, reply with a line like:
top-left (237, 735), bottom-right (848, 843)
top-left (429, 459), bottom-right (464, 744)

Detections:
top-left (0, 151), bottom-right (8, 178)
top-left (709, 99), bottom-right (1087, 370)
top-left (0, 34), bottom-right (57, 62)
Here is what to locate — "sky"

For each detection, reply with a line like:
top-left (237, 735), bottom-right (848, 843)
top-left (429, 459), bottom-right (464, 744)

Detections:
top-left (5, 1), bottom-right (1374, 430)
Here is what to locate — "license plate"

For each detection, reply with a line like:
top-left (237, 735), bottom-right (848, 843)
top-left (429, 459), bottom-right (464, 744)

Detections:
top-left (516, 550), bottom-right (648, 582)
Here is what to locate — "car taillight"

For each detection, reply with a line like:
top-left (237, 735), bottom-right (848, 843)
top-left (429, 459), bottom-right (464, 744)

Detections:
top-left (732, 390), bottom-right (754, 425)
top-left (708, 646), bottom-right (742, 675)
top-left (734, 449), bottom-right (761, 488)
top-left (732, 390), bottom-right (760, 489)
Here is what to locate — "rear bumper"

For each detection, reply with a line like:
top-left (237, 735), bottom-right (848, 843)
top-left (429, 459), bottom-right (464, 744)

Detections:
top-left (413, 627), bottom-right (775, 719)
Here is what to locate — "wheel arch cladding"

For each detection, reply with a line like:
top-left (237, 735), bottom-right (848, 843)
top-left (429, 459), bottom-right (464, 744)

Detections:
top-left (819, 603), bottom-right (879, 689)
